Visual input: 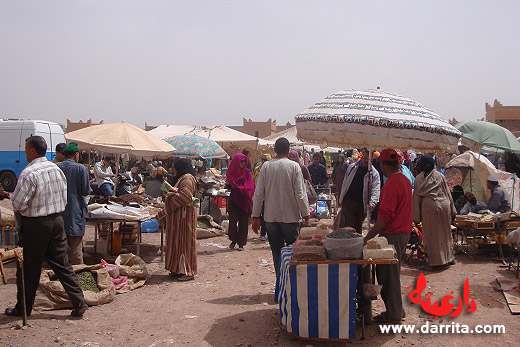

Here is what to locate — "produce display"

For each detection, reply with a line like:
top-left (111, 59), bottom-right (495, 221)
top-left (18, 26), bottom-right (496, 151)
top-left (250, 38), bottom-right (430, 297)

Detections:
top-left (326, 228), bottom-right (358, 239)
top-left (366, 236), bottom-right (389, 249)
top-left (292, 245), bottom-right (327, 261)
top-left (363, 246), bottom-right (396, 260)
top-left (76, 270), bottom-right (100, 293)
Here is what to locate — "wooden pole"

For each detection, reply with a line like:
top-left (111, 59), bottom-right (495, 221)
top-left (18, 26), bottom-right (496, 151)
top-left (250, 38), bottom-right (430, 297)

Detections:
top-left (112, 153), bottom-right (120, 196)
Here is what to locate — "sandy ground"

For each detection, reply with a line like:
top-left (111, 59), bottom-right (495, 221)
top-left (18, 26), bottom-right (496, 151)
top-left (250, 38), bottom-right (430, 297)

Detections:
top-left (1, 201), bottom-right (519, 346)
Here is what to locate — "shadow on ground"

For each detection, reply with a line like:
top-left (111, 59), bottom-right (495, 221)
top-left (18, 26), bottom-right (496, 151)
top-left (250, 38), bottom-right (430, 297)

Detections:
top-left (207, 293), bottom-right (276, 306)
top-left (204, 308), bottom-right (397, 346)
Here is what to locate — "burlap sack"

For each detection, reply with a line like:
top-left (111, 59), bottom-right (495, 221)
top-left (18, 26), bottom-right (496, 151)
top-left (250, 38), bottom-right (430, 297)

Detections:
top-left (113, 253), bottom-right (147, 294)
top-left (33, 264), bottom-right (115, 310)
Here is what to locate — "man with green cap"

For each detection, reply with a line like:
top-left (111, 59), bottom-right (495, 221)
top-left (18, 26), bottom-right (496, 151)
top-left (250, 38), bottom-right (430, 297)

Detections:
top-left (57, 142), bottom-right (90, 265)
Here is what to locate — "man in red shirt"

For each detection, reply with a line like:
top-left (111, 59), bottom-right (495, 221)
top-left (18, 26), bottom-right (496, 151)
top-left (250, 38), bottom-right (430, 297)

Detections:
top-left (364, 148), bottom-right (412, 323)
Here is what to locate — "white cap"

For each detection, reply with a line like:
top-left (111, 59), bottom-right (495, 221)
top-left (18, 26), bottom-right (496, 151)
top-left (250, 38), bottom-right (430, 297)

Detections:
top-left (487, 175), bottom-right (499, 183)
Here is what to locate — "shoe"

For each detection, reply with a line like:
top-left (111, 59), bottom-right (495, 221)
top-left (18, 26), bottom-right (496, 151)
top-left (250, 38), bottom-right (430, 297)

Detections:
top-left (229, 242), bottom-right (236, 249)
top-left (448, 259), bottom-right (457, 266)
top-left (373, 312), bottom-right (401, 324)
top-left (237, 246), bottom-right (244, 251)
top-left (169, 272), bottom-right (182, 277)
top-left (178, 275), bottom-right (194, 281)
top-left (4, 307), bottom-right (23, 317)
top-left (70, 303), bottom-right (88, 317)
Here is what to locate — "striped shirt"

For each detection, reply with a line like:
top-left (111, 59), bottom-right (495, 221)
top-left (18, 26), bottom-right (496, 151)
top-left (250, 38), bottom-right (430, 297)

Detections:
top-left (11, 157), bottom-right (67, 217)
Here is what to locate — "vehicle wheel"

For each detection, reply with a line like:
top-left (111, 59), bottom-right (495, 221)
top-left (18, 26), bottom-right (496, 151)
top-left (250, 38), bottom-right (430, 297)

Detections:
top-left (0, 171), bottom-right (17, 192)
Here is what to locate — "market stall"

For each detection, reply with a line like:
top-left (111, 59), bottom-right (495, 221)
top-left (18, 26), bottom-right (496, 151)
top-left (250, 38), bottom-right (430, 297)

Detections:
top-left (291, 88), bottom-right (462, 341)
top-left (88, 200), bottom-right (163, 257)
top-left (277, 226), bottom-right (398, 340)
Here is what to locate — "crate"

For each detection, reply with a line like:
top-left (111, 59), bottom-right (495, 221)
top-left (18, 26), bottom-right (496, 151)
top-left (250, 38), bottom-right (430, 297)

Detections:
top-left (119, 224), bottom-right (138, 245)
top-left (504, 221), bottom-right (520, 230)
top-left (472, 221), bottom-right (495, 230)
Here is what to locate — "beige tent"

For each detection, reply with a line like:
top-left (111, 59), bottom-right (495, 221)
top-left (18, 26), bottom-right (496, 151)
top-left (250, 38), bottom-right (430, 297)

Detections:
top-left (445, 151), bottom-right (519, 211)
top-left (65, 122), bottom-right (175, 159)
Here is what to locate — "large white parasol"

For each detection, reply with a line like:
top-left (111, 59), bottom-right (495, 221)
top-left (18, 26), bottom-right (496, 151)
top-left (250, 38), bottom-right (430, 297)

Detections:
top-left (295, 88), bottom-right (461, 151)
top-left (65, 121), bottom-right (175, 158)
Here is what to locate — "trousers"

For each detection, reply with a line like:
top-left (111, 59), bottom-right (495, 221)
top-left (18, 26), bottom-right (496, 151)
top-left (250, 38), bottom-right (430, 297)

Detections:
top-left (67, 236), bottom-right (84, 265)
top-left (15, 214), bottom-right (85, 315)
top-left (227, 199), bottom-right (249, 247)
top-left (265, 222), bottom-right (300, 296)
top-left (376, 232), bottom-right (410, 321)
top-left (342, 197), bottom-right (365, 234)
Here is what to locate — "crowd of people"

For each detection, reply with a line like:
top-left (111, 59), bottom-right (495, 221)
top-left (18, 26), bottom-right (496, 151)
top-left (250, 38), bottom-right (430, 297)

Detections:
top-left (3, 134), bottom-right (516, 327)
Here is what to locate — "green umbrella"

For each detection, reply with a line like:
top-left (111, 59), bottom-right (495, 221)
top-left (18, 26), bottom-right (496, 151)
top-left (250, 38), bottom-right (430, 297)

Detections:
top-left (454, 120), bottom-right (520, 153)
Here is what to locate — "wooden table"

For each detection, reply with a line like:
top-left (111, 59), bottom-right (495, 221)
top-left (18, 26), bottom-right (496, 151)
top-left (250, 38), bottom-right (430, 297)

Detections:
top-left (277, 245), bottom-right (397, 341)
top-left (89, 217), bottom-right (164, 259)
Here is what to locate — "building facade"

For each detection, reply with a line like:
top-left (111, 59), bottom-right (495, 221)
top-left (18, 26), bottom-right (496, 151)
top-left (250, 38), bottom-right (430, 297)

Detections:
top-left (486, 99), bottom-right (520, 136)
top-left (66, 119), bottom-right (103, 133)
top-left (229, 118), bottom-right (292, 138)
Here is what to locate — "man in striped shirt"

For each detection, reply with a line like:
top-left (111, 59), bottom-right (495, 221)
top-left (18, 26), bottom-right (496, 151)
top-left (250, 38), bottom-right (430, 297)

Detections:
top-left (5, 136), bottom-right (87, 318)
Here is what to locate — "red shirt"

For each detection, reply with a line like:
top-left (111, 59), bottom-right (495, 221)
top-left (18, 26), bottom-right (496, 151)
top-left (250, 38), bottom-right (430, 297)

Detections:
top-left (378, 172), bottom-right (412, 235)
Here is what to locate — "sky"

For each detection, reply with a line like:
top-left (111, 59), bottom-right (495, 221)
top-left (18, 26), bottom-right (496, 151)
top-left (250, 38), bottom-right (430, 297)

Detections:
top-left (1, 1), bottom-right (520, 128)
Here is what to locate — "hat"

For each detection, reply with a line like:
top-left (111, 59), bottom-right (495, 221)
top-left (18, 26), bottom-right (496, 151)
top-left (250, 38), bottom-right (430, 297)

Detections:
top-left (487, 175), bottom-right (499, 183)
top-left (380, 148), bottom-right (399, 162)
top-left (63, 142), bottom-right (80, 155)
top-left (55, 142), bottom-right (67, 154)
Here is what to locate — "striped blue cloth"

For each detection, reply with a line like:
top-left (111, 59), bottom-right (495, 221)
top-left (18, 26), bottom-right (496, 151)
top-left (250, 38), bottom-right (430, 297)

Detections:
top-left (277, 245), bottom-right (358, 340)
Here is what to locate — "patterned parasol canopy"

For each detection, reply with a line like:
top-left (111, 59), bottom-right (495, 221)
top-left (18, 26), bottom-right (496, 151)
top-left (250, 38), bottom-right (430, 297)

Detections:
top-left (165, 134), bottom-right (228, 159)
top-left (295, 88), bottom-right (461, 151)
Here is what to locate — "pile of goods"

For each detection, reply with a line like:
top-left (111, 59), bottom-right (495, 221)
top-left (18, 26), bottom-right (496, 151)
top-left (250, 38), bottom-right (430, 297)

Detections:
top-left (362, 236), bottom-right (396, 260)
top-left (324, 228), bottom-right (364, 260)
top-left (291, 225), bottom-right (330, 262)
top-left (76, 270), bottom-right (100, 293)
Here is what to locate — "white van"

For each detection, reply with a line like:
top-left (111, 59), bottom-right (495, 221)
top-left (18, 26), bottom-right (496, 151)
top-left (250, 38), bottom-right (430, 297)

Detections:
top-left (0, 119), bottom-right (65, 191)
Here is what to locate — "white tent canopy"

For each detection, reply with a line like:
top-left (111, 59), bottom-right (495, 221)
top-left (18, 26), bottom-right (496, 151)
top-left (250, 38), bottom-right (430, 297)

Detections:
top-left (149, 125), bottom-right (273, 146)
top-left (264, 126), bottom-right (342, 152)
top-left (445, 151), bottom-right (519, 211)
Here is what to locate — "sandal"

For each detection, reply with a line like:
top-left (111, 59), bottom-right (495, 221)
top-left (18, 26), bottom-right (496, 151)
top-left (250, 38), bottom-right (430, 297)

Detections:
top-left (5, 307), bottom-right (23, 317)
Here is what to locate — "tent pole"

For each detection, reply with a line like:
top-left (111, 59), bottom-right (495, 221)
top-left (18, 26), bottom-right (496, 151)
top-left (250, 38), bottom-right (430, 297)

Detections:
top-left (112, 153), bottom-right (120, 197)
top-left (366, 149), bottom-right (373, 230)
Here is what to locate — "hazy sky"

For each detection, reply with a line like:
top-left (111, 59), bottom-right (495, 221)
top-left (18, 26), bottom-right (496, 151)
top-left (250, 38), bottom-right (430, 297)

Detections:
top-left (2, 1), bottom-right (519, 128)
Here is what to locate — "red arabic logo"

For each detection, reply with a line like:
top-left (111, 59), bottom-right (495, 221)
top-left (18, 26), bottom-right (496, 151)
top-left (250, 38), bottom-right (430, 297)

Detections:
top-left (406, 273), bottom-right (477, 319)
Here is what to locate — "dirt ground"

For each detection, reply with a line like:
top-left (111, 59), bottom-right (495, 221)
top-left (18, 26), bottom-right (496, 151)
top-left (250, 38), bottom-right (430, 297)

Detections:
top-left (1, 202), bottom-right (520, 346)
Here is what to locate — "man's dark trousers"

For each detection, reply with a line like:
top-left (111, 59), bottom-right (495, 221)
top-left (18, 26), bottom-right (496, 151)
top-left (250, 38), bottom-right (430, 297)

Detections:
top-left (16, 214), bottom-right (85, 315)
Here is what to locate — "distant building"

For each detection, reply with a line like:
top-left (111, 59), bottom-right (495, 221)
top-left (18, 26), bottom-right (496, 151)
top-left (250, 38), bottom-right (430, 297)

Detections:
top-left (486, 99), bottom-right (520, 137)
top-left (229, 118), bottom-right (292, 138)
top-left (66, 119), bottom-right (103, 133)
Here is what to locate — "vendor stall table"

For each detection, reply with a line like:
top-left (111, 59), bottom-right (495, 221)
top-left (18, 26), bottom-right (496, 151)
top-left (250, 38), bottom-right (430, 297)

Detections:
top-left (454, 217), bottom-right (511, 264)
top-left (200, 191), bottom-right (229, 216)
top-left (277, 245), bottom-right (397, 341)
top-left (90, 217), bottom-right (164, 259)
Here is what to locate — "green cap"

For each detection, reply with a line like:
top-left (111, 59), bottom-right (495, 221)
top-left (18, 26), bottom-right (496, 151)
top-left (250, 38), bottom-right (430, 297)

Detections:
top-left (63, 142), bottom-right (80, 155)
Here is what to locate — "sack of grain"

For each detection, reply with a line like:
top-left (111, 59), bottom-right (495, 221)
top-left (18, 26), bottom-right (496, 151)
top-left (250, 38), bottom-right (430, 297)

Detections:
top-left (324, 229), bottom-right (364, 260)
top-left (0, 206), bottom-right (16, 227)
top-left (291, 245), bottom-right (327, 262)
top-left (366, 236), bottom-right (388, 249)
